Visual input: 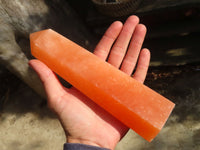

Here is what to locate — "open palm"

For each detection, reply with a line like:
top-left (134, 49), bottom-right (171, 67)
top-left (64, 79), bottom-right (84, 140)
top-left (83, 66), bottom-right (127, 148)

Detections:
top-left (29, 16), bottom-right (150, 150)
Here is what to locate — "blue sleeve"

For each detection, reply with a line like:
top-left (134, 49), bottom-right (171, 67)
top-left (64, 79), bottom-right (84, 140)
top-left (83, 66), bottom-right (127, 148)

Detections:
top-left (63, 143), bottom-right (110, 150)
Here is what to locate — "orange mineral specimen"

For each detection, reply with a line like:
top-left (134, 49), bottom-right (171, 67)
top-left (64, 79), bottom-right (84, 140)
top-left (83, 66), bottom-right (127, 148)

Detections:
top-left (30, 29), bottom-right (175, 142)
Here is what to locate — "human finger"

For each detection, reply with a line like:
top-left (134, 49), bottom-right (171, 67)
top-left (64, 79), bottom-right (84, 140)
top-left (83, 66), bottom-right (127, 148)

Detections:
top-left (93, 21), bottom-right (123, 60)
top-left (120, 24), bottom-right (147, 75)
top-left (132, 48), bottom-right (150, 83)
top-left (108, 15), bottom-right (139, 68)
top-left (29, 59), bottom-right (66, 109)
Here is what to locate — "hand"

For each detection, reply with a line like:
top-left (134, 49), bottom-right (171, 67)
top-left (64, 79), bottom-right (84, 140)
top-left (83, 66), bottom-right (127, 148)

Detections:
top-left (29, 15), bottom-right (150, 150)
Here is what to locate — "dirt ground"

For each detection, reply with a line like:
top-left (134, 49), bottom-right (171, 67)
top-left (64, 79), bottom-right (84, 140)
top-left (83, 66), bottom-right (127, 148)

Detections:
top-left (0, 64), bottom-right (199, 150)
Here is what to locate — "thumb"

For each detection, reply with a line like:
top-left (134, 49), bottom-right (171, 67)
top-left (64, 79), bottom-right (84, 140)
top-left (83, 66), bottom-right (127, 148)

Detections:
top-left (29, 59), bottom-right (67, 111)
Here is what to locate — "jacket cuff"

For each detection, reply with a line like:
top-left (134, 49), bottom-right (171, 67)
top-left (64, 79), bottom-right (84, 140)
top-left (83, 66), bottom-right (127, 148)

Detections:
top-left (64, 143), bottom-right (110, 150)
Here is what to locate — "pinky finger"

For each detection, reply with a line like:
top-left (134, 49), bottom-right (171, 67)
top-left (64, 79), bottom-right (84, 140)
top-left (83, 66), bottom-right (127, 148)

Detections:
top-left (132, 48), bottom-right (150, 83)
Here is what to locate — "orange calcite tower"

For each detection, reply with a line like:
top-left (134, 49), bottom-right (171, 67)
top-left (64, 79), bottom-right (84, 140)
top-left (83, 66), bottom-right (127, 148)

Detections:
top-left (30, 29), bottom-right (175, 142)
